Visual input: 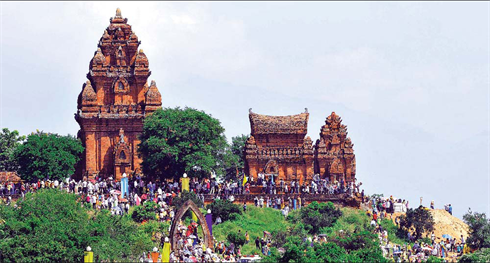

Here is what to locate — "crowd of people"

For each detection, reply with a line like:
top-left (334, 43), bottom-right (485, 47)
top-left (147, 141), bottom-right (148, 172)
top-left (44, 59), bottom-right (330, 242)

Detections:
top-left (365, 195), bottom-right (468, 262)
top-left (7, 173), bottom-right (471, 262)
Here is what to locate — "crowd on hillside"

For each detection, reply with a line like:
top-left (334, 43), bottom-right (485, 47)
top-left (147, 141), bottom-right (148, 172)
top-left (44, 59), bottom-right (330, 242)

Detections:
top-left (0, 172), bottom-right (363, 208)
top-left (366, 195), bottom-right (468, 262)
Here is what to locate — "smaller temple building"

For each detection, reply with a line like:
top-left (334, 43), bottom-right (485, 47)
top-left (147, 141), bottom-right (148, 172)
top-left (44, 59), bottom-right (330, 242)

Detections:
top-left (244, 110), bottom-right (356, 185)
top-left (245, 109), bottom-right (314, 185)
top-left (315, 112), bottom-right (356, 184)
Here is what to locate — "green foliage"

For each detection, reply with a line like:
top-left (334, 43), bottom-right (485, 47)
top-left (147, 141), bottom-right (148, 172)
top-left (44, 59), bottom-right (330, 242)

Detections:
top-left (427, 255), bottom-right (445, 263)
top-left (331, 230), bottom-right (380, 255)
top-left (265, 233), bottom-right (386, 263)
top-left (379, 218), bottom-right (410, 245)
top-left (463, 209), bottom-right (490, 250)
top-left (138, 107), bottom-right (228, 179)
top-left (222, 134), bottom-right (248, 179)
top-left (172, 190), bottom-right (204, 211)
top-left (399, 206), bottom-right (435, 240)
top-left (131, 201), bottom-right (158, 223)
top-left (0, 128), bottom-right (25, 171)
top-left (0, 189), bottom-right (152, 262)
top-left (13, 131), bottom-right (84, 181)
top-left (459, 248), bottom-right (490, 263)
top-left (206, 199), bottom-right (242, 223)
top-left (322, 207), bottom-right (372, 237)
top-left (227, 231), bottom-right (246, 247)
top-left (213, 206), bottom-right (292, 255)
top-left (296, 201), bottom-right (342, 234)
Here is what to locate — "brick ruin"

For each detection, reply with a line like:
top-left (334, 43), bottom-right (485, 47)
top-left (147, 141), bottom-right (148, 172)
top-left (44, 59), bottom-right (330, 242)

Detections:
top-left (245, 110), bottom-right (356, 185)
top-left (75, 9), bottom-right (162, 180)
top-left (245, 109), bottom-right (314, 185)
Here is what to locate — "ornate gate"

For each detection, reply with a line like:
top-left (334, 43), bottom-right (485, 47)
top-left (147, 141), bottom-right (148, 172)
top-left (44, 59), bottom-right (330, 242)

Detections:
top-left (169, 200), bottom-right (213, 250)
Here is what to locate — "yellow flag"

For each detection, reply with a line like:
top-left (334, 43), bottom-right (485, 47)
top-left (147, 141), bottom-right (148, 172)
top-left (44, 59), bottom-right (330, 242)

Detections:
top-left (162, 242), bottom-right (171, 263)
top-left (192, 211), bottom-right (198, 222)
top-left (242, 175), bottom-right (248, 186)
top-left (181, 177), bottom-right (190, 192)
top-left (84, 251), bottom-right (93, 263)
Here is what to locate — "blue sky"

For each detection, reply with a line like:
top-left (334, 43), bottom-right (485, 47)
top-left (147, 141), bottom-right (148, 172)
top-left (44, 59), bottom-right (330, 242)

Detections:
top-left (0, 2), bottom-right (489, 218)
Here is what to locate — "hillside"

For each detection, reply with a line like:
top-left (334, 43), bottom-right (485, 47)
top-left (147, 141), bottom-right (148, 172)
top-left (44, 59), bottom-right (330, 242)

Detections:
top-left (391, 209), bottom-right (469, 241)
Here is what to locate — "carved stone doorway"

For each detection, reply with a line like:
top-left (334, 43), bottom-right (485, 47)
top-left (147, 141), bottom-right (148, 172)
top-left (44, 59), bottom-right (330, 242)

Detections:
top-left (169, 200), bottom-right (213, 250)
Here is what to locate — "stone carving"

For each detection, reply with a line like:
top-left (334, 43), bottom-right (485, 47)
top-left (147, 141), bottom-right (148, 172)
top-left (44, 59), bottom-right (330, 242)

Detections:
top-left (81, 80), bottom-right (97, 103)
top-left (75, 9), bottom-right (162, 180)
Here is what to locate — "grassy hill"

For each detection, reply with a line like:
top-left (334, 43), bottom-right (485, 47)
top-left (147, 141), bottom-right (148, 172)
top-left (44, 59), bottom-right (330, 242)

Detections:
top-left (212, 205), bottom-right (377, 255)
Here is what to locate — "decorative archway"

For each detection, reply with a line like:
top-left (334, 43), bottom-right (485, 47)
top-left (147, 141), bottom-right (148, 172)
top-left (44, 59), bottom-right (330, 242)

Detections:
top-left (264, 159), bottom-right (279, 174)
top-left (169, 200), bottom-right (213, 251)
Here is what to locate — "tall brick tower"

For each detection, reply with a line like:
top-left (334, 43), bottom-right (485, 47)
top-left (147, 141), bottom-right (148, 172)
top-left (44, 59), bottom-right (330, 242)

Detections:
top-left (75, 8), bottom-right (162, 180)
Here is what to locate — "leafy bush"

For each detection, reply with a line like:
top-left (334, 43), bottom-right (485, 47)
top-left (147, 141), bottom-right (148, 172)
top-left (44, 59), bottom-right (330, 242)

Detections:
top-left (427, 255), bottom-right (445, 263)
top-left (227, 231), bottom-right (246, 247)
top-left (399, 206), bottom-right (435, 240)
top-left (131, 201), bottom-right (158, 223)
top-left (0, 189), bottom-right (152, 262)
top-left (333, 230), bottom-right (379, 252)
top-left (172, 191), bottom-right (203, 211)
top-left (459, 248), bottom-right (490, 263)
top-left (379, 218), bottom-right (410, 245)
top-left (298, 201), bottom-right (342, 234)
top-left (206, 199), bottom-right (242, 222)
top-left (463, 209), bottom-right (490, 249)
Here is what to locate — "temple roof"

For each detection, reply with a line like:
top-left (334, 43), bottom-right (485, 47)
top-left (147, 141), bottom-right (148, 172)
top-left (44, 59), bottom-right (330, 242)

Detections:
top-left (249, 111), bottom-right (309, 135)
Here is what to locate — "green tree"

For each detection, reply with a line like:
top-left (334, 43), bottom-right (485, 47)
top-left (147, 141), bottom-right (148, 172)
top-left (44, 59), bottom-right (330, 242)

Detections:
top-left (0, 189), bottom-right (153, 262)
top-left (297, 201), bottom-right (342, 234)
top-left (13, 131), bottom-right (84, 181)
top-left (132, 201), bottom-right (158, 223)
top-left (138, 107), bottom-right (228, 179)
top-left (398, 206), bottom-right (435, 241)
top-left (206, 199), bottom-right (242, 223)
top-left (222, 134), bottom-right (248, 179)
top-left (0, 128), bottom-right (25, 171)
top-left (227, 231), bottom-right (246, 247)
top-left (172, 190), bottom-right (204, 211)
top-left (463, 208), bottom-right (490, 249)
top-left (459, 248), bottom-right (490, 263)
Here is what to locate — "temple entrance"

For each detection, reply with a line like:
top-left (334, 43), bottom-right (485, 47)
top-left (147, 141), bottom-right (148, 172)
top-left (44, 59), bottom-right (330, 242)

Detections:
top-left (169, 200), bottom-right (213, 251)
top-left (264, 160), bottom-right (279, 182)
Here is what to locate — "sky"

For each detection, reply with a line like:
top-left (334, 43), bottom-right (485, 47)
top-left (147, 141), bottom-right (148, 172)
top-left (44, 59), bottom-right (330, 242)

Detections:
top-left (0, 2), bottom-right (489, 218)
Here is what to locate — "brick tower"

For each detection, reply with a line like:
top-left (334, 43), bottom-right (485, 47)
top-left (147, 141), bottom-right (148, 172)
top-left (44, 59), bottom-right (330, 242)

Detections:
top-left (75, 8), bottom-right (162, 180)
top-left (314, 112), bottom-right (356, 184)
top-left (244, 109), bottom-right (314, 185)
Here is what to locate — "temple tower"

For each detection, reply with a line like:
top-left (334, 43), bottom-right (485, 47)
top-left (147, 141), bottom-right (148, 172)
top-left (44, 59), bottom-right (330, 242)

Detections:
top-left (314, 112), bottom-right (356, 184)
top-left (75, 9), bottom-right (162, 180)
top-left (244, 109), bottom-right (314, 185)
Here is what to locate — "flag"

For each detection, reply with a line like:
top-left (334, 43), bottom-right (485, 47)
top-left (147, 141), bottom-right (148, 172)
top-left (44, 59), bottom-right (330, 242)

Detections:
top-left (181, 177), bottom-right (190, 192)
top-left (84, 251), bottom-right (93, 263)
top-left (242, 175), bottom-right (248, 186)
top-left (191, 211), bottom-right (198, 222)
top-left (162, 242), bottom-right (171, 263)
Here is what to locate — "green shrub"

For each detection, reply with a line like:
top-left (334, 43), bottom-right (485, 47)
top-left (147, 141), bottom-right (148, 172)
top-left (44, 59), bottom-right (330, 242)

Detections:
top-left (172, 191), bottom-right (203, 211)
top-left (459, 248), bottom-right (490, 263)
top-left (131, 201), bottom-right (158, 223)
top-left (206, 199), bottom-right (242, 223)
top-left (0, 189), bottom-right (152, 262)
top-left (427, 255), bottom-right (445, 263)
top-left (299, 201), bottom-right (342, 234)
top-left (227, 231), bottom-right (246, 247)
